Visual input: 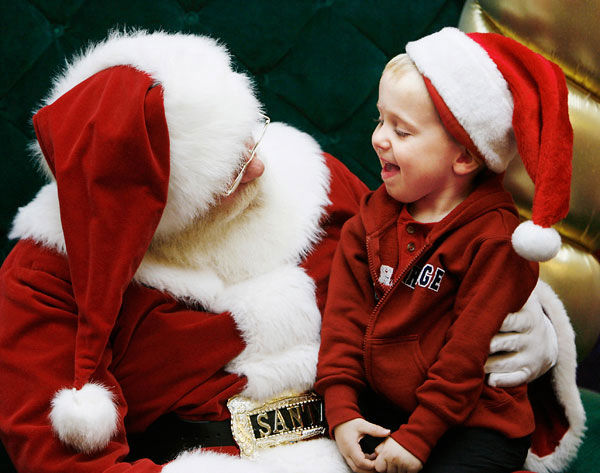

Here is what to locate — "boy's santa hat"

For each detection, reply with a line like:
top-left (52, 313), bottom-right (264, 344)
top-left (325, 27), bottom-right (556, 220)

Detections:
top-left (31, 31), bottom-right (263, 454)
top-left (405, 27), bottom-right (573, 262)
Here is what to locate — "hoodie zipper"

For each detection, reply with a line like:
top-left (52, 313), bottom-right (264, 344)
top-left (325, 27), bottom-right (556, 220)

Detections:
top-left (360, 178), bottom-right (512, 379)
top-left (364, 235), bottom-right (432, 341)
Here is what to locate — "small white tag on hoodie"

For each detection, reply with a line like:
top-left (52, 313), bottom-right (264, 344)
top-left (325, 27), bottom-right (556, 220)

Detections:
top-left (378, 265), bottom-right (394, 286)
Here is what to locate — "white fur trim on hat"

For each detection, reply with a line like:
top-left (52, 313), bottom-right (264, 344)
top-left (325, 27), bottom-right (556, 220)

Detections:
top-left (512, 220), bottom-right (562, 262)
top-left (49, 382), bottom-right (119, 454)
top-left (405, 27), bottom-right (517, 172)
top-left (8, 183), bottom-right (65, 254)
top-left (39, 30), bottom-right (263, 237)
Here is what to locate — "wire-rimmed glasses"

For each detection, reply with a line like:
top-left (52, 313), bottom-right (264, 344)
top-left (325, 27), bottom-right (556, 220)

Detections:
top-left (222, 113), bottom-right (271, 197)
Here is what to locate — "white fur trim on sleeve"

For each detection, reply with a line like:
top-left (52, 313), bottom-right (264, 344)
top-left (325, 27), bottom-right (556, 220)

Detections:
top-left (405, 27), bottom-right (516, 172)
top-left (512, 220), bottom-right (562, 262)
top-left (524, 280), bottom-right (586, 472)
top-left (209, 265), bottom-right (322, 400)
top-left (228, 344), bottom-right (319, 401)
top-left (49, 382), bottom-right (119, 454)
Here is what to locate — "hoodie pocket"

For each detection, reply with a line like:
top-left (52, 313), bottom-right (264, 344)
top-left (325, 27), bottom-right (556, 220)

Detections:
top-left (365, 335), bottom-right (427, 412)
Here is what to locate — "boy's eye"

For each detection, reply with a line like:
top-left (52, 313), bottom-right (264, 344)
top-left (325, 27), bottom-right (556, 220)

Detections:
top-left (395, 129), bottom-right (410, 138)
top-left (374, 117), bottom-right (383, 126)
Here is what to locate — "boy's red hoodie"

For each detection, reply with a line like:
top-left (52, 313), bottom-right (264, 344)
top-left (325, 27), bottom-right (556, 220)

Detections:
top-left (316, 172), bottom-right (538, 463)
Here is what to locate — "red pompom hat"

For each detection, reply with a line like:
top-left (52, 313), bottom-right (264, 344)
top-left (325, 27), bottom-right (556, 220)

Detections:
top-left (34, 66), bottom-right (170, 454)
top-left (406, 27), bottom-right (573, 262)
top-left (30, 31), bottom-right (263, 454)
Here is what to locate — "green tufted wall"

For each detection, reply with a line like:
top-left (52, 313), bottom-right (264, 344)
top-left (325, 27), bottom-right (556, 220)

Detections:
top-left (0, 0), bottom-right (465, 260)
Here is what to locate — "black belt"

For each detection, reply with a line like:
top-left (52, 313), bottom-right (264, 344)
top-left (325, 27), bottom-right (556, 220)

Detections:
top-left (126, 391), bottom-right (327, 462)
top-left (126, 413), bottom-right (236, 464)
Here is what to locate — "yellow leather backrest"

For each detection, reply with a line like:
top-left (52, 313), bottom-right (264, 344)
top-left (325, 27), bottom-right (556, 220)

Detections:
top-left (459, 0), bottom-right (600, 359)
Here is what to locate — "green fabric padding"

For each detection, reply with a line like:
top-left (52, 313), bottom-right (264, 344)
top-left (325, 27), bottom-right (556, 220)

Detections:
top-left (267, 8), bottom-right (387, 131)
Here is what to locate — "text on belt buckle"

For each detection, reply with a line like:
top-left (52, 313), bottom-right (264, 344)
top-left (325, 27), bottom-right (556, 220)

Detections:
top-left (227, 391), bottom-right (326, 458)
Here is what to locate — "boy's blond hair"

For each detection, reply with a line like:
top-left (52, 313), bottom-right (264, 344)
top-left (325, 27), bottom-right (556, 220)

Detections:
top-left (383, 53), bottom-right (419, 79)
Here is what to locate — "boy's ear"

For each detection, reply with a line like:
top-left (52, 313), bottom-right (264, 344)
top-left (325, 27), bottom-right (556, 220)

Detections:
top-left (453, 150), bottom-right (483, 176)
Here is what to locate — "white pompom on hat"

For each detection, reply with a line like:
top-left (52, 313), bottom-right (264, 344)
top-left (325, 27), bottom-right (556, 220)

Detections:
top-left (405, 27), bottom-right (573, 262)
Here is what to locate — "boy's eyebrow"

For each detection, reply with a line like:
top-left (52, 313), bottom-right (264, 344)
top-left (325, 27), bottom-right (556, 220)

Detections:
top-left (376, 103), bottom-right (418, 131)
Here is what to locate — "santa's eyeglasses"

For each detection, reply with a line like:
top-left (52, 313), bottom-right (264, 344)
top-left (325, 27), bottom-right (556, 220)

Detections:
top-left (222, 113), bottom-right (271, 197)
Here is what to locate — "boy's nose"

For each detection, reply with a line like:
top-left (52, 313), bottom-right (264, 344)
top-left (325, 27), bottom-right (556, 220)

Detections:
top-left (372, 128), bottom-right (390, 151)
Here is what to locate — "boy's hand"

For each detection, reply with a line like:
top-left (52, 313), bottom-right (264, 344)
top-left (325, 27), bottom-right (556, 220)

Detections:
top-left (374, 437), bottom-right (423, 473)
top-left (334, 418), bottom-right (390, 473)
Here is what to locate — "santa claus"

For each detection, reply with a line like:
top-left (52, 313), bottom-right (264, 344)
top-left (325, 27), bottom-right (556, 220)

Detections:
top-left (0, 30), bottom-right (584, 473)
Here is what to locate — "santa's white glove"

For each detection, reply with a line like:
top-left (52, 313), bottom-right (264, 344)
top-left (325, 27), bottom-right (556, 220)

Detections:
top-left (485, 288), bottom-right (558, 387)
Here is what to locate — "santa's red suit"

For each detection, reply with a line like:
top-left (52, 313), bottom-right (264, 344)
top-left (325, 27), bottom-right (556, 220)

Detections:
top-left (0, 31), bottom-right (584, 473)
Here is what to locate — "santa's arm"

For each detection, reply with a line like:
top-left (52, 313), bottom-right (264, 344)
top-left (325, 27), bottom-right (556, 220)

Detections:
top-left (0, 242), bottom-right (272, 473)
top-left (0, 243), bottom-right (163, 473)
top-left (486, 283), bottom-right (559, 386)
top-left (483, 278), bottom-right (586, 470)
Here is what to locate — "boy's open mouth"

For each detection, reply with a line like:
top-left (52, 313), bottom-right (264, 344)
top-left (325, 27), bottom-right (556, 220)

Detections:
top-left (381, 161), bottom-right (401, 180)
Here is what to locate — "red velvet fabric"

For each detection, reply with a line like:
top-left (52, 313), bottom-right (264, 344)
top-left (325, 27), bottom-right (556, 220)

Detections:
top-left (528, 372), bottom-right (570, 457)
top-left (468, 32), bottom-right (572, 229)
top-left (32, 66), bottom-right (171, 389)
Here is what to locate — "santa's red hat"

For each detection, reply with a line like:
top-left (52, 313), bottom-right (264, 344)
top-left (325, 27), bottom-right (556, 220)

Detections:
top-left (405, 27), bottom-right (573, 262)
top-left (31, 31), bottom-right (263, 454)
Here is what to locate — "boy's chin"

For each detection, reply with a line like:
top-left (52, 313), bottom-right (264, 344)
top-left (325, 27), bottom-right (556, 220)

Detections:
top-left (383, 183), bottom-right (412, 204)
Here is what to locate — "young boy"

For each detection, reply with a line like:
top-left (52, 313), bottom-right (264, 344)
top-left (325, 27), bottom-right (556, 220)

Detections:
top-left (316, 27), bottom-right (573, 473)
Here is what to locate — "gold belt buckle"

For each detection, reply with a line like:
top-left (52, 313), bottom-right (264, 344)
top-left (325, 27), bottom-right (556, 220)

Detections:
top-left (227, 391), bottom-right (326, 458)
